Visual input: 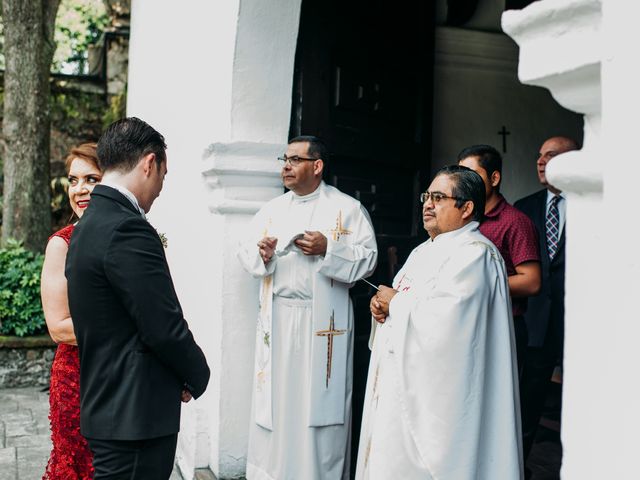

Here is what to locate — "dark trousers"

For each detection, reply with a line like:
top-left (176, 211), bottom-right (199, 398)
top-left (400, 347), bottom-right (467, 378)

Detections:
top-left (513, 315), bottom-right (528, 378)
top-left (87, 434), bottom-right (178, 480)
top-left (520, 340), bottom-right (561, 461)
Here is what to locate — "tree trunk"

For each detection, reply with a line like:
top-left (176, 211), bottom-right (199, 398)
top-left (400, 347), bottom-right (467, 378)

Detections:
top-left (1, 0), bottom-right (60, 251)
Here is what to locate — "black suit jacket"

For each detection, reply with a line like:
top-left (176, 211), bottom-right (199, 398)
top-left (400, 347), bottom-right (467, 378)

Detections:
top-left (514, 189), bottom-right (565, 351)
top-left (66, 185), bottom-right (210, 440)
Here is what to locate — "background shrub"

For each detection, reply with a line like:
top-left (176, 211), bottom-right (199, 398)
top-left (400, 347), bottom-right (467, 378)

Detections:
top-left (0, 240), bottom-right (46, 337)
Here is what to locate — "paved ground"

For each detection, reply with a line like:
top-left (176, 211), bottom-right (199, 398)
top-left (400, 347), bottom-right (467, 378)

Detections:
top-left (0, 387), bottom-right (183, 480)
top-left (1, 386), bottom-right (558, 479)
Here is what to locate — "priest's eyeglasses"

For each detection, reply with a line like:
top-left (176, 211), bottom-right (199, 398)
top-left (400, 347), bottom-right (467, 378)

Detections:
top-left (420, 191), bottom-right (464, 204)
top-left (277, 155), bottom-right (319, 167)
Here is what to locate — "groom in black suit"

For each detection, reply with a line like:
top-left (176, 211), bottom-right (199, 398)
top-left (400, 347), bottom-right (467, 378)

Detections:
top-left (514, 136), bottom-right (578, 464)
top-left (66, 117), bottom-right (210, 479)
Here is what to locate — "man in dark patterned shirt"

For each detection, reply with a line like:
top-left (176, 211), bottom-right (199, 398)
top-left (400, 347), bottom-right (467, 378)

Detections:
top-left (459, 144), bottom-right (540, 375)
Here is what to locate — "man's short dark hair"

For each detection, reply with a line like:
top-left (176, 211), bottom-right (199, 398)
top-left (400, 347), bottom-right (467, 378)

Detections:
top-left (288, 135), bottom-right (328, 162)
top-left (457, 144), bottom-right (502, 191)
top-left (435, 164), bottom-right (486, 222)
top-left (97, 117), bottom-right (167, 173)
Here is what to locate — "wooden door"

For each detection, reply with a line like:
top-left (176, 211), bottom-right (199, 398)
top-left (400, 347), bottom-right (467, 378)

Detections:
top-left (289, 0), bottom-right (435, 472)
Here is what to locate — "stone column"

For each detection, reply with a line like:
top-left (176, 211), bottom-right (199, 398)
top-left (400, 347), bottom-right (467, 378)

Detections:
top-left (127, 1), bottom-right (302, 477)
top-left (504, 0), bottom-right (640, 477)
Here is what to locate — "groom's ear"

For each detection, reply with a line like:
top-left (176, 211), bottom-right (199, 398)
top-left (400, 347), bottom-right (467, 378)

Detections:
top-left (141, 153), bottom-right (157, 177)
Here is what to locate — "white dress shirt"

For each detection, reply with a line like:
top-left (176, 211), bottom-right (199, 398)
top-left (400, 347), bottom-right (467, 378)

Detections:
top-left (99, 182), bottom-right (146, 219)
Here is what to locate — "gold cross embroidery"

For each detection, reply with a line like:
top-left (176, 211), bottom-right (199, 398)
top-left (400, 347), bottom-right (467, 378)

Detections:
top-left (330, 211), bottom-right (352, 241)
top-left (364, 437), bottom-right (372, 469)
top-left (315, 310), bottom-right (346, 388)
top-left (372, 364), bottom-right (380, 396)
top-left (260, 275), bottom-right (272, 312)
top-left (256, 370), bottom-right (266, 390)
top-left (262, 217), bottom-right (272, 238)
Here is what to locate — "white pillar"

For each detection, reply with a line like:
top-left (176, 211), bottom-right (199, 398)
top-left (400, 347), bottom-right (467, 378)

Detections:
top-left (504, 0), bottom-right (640, 477)
top-left (598, 1), bottom-right (640, 477)
top-left (127, 0), bottom-right (301, 478)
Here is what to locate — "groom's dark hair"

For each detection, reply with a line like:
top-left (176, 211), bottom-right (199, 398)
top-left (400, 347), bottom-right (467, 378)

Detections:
top-left (97, 117), bottom-right (167, 173)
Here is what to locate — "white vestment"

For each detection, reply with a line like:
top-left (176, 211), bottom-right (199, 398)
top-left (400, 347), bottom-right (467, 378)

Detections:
top-left (238, 181), bottom-right (377, 480)
top-left (356, 221), bottom-right (523, 480)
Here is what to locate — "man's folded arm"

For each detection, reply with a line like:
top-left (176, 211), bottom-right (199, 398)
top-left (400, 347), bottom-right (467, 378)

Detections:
top-left (105, 218), bottom-right (210, 398)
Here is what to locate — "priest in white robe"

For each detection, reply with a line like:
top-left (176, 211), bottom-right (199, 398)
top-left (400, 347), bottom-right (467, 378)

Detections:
top-left (238, 136), bottom-right (378, 480)
top-left (356, 165), bottom-right (522, 480)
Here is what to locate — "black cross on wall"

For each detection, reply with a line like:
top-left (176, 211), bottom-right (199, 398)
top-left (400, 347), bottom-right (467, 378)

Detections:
top-left (498, 126), bottom-right (510, 153)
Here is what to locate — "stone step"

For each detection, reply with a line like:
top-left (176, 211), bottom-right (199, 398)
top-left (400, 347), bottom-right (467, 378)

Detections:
top-left (17, 445), bottom-right (50, 479)
top-left (0, 447), bottom-right (17, 480)
top-left (194, 468), bottom-right (219, 479)
top-left (7, 433), bottom-right (51, 448)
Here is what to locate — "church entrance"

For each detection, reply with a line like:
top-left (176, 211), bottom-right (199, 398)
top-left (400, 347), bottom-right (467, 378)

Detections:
top-left (289, 0), bottom-right (436, 470)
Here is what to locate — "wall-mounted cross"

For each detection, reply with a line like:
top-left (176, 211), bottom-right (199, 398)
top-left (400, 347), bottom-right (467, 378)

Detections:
top-left (498, 126), bottom-right (511, 153)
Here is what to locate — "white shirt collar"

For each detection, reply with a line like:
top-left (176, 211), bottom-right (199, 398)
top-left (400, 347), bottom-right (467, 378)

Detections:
top-left (546, 189), bottom-right (566, 203)
top-left (290, 181), bottom-right (323, 203)
top-left (100, 181), bottom-right (146, 218)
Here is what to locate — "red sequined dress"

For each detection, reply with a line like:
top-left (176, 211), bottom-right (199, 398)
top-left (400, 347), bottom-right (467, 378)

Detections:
top-left (43, 224), bottom-right (94, 480)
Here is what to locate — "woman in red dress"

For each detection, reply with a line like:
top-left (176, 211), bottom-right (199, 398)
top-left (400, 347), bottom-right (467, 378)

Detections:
top-left (41, 143), bottom-right (102, 479)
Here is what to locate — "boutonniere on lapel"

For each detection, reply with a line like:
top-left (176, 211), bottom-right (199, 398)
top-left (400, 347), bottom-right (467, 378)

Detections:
top-left (156, 229), bottom-right (168, 248)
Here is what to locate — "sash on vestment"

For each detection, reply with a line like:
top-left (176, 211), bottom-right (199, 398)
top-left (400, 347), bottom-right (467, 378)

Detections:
top-left (253, 183), bottom-right (354, 429)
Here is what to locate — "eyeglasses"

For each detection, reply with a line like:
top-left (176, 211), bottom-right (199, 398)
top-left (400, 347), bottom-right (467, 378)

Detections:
top-left (420, 191), bottom-right (465, 204)
top-left (277, 155), bottom-right (319, 167)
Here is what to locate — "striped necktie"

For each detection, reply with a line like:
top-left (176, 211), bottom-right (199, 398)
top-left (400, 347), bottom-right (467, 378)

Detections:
top-left (546, 195), bottom-right (561, 259)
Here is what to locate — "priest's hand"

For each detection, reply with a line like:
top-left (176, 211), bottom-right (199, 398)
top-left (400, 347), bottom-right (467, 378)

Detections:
top-left (370, 294), bottom-right (387, 324)
top-left (294, 230), bottom-right (327, 256)
top-left (372, 285), bottom-right (397, 323)
top-left (258, 236), bottom-right (278, 265)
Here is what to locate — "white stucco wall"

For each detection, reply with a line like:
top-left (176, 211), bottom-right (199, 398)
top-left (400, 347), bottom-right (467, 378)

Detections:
top-left (431, 26), bottom-right (583, 203)
top-left (127, 1), bottom-right (239, 476)
top-left (598, 0), bottom-right (640, 477)
top-left (231, 0), bottom-right (302, 142)
top-left (504, 0), bottom-right (640, 477)
top-left (127, 1), bottom-right (302, 478)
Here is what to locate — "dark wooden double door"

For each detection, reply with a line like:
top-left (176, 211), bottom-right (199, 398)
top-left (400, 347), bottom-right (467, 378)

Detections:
top-left (289, 0), bottom-right (435, 473)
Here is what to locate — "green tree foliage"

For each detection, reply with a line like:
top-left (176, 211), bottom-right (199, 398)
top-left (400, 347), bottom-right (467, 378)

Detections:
top-left (102, 86), bottom-right (127, 128)
top-left (0, 0), bottom-right (108, 74)
top-left (0, 20), bottom-right (4, 70)
top-left (53, 0), bottom-right (108, 74)
top-left (0, 240), bottom-right (45, 337)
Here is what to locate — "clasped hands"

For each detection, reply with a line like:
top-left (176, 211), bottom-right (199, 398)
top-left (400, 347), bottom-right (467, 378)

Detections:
top-left (258, 231), bottom-right (327, 264)
top-left (370, 285), bottom-right (397, 324)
